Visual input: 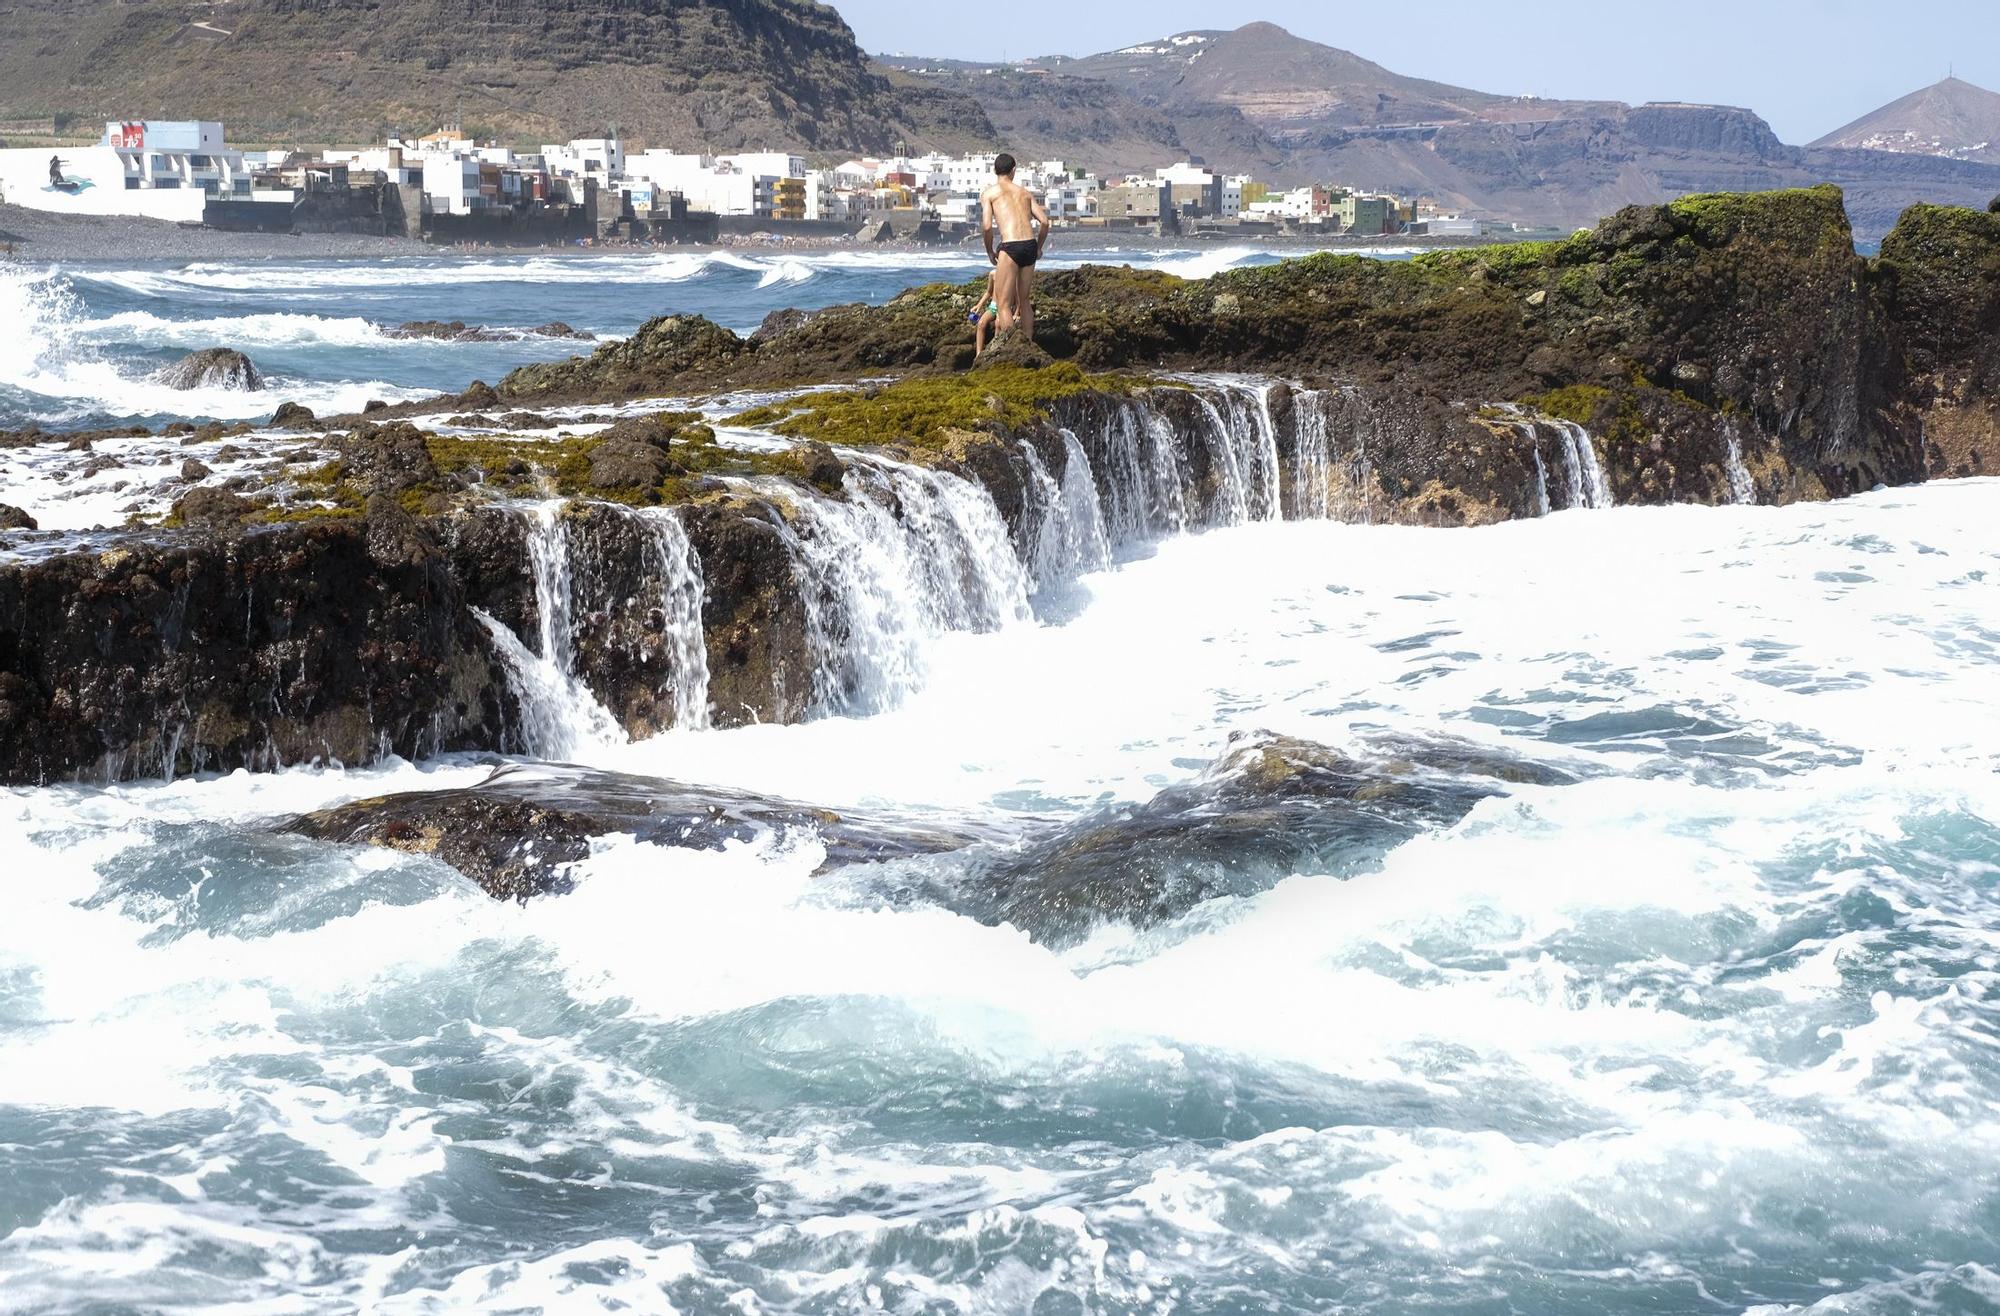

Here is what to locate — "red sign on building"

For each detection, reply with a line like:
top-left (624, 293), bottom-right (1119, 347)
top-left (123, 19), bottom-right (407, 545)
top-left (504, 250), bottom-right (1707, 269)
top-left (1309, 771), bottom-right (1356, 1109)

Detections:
top-left (118, 122), bottom-right (145, 150)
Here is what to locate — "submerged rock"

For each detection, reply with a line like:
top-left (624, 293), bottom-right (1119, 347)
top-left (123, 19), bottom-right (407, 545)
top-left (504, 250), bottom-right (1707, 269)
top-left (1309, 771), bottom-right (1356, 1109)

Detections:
top-left (387, 319), bottom-right (593, 343)
top-left (157, 348), bottom-right (261, 392)
top-left (285, 763), bottom-right (987, 901)
top-left (961, 732), bottom-right (1576, 945)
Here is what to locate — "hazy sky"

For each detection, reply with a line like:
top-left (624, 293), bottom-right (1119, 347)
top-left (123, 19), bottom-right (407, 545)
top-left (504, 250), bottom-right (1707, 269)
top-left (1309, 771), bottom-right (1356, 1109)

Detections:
top-left (832, 0), bottom-right (2000, 145)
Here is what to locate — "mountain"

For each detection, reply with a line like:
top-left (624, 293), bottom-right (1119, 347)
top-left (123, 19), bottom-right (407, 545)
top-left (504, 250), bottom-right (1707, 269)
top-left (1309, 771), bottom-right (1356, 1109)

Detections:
top-left (871, 59), bottom-right (1287, 179)
top-left (1041, 22), bottom-right (1527, 130)
top-left (890, 24), bottom-right (2000, 239)
top-left (0, 0), bottom-right (994, 150)
top-left (1812, 76), bottom-right (2000, 165)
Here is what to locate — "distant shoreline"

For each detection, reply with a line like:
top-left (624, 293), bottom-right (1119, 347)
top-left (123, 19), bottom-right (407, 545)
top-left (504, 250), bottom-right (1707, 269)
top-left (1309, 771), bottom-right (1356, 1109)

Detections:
top-left (0, 202), bottom-right (1527, 264)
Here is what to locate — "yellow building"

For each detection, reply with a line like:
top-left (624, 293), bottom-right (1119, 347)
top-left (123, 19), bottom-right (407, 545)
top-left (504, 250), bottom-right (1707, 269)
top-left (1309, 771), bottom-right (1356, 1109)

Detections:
top-left (772, 176), bottom-right (806, 221)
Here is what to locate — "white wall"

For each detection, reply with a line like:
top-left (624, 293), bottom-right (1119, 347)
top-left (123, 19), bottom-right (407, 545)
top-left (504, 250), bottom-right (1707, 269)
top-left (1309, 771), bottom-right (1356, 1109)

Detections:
top-left (421, 155), bottom-right (480, 214)
top-left (724, 151), bottom-right (804, 181)
top-left (0, 147), bottom-right (207, 221)
top-left (1423, 216), bottom-right (1482, 236)
top-left (627, 152), bottom-right (767, 216)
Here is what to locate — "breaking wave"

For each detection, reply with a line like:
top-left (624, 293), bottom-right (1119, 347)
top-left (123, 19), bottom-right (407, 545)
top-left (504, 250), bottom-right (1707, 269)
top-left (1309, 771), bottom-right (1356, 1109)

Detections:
top-left (0, 263), bottom-right (427, 425)
top-left (60, 245), bottom-right (1322, 302)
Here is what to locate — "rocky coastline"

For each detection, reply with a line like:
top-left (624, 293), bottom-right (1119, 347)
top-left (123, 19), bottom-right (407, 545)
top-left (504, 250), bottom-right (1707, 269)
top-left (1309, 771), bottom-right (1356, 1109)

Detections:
top-left (2, 185), bottom-right (1996, 792)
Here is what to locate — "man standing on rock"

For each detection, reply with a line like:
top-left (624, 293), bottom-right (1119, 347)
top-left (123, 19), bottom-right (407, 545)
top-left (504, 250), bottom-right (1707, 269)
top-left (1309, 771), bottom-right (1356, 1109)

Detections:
top-left (981, 153), bottom-right (1050, 343)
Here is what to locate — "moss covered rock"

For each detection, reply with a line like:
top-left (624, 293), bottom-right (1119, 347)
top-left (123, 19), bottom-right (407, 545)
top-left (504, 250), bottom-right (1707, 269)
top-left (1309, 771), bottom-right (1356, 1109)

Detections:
top-left (501, 315), bottom-right (746, 401)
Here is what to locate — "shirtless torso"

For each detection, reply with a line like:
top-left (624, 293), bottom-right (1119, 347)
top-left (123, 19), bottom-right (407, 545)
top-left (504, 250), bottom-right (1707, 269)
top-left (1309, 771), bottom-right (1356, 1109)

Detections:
top-left (980, 167), bottom-right (1051, 339)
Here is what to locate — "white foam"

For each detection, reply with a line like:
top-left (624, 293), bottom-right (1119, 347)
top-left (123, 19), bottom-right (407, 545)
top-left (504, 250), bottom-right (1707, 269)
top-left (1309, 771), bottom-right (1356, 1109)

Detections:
top-left (4, 481), bottom-right (1999, 1308)
top-left (0, 263), bottom-right (429, 426)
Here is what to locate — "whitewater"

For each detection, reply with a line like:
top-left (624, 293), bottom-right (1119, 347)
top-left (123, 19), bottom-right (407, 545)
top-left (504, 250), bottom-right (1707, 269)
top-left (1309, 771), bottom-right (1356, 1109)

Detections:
top-left (4, 245), bottom-right (1999, 1313)
top-left (0, 245), bottom-right (1317, 429)
top-left (4, 475), bottom-right (1998, 1312)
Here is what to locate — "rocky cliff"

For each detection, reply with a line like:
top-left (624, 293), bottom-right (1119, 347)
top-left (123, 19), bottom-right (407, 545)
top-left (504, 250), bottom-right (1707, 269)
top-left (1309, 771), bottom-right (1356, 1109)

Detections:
top-left (887, 26), bottom-right (2000, 238)
top-left (2, 188), bottom-right (1996, 785)
top-left (502, 185), bottom-right (1917, 502)
top-left (0, 0), bottom-right (993, 150)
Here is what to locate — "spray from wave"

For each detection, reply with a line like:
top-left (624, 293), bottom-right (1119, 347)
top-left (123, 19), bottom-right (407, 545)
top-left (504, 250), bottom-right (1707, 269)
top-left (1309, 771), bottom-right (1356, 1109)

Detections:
top-left (62, 245), bottom-right (1326, 302)
top-left (0, 263), bottom-right (427, 425)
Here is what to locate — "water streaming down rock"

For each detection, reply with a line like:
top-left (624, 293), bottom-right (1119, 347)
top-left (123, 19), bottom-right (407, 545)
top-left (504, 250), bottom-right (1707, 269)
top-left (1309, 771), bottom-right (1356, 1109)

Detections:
top-left (631, 507), bottom-right (712, 730)
top-left (1063, 382), bottom-right (1393, 540)
top-left (1499, 413), bottom-right (1558, 518)
top-left (1242, 382), bottom-right (1286, 521)
top-left (1330, 389), bottom-right (1379, 525)
top-left (490, 383), bottom-right (1644, 753)
top-left (490, 500), bottom-right (717, 754)
top-left (1017, 436), bottom-right (1111, 590)
top-left (1551, 418), bottom-right (1614, 509)
top-left (475, 607), bottom-right (624, 760)
top-left (525, 500), bottom-right (580, 677)
top-left (1060, 429), bottom-right (1114, 573)
top-left (779, 454), bottom-right (1033, 717)
top-left (1016, 440), bottom-right (1068, 586)
top-left (1088, 402), bottom-right (1184, 543)
top-left (1290, 388), bottom-right (1336, 521)
top-left (1722, 417), bottom-right (1758, 505)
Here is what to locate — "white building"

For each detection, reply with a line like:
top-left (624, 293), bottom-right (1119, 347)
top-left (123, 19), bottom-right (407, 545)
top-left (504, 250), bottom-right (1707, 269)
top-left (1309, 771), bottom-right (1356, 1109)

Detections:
top-left (0, 120), bottom-right (248, 221)
top-left (803, 169), bottom-right (837, 221)
top-left (1419, 215), bottom-right (1482, 236)
top-left (1247, 187), bottom-right (1315, 221)
top-left (724, 151), bottom-right (806, 183)
top-left (1045, 182), bottom-right (1097, 221)
top-left (626, 151), bottom-right (765, 216)
top-left (541, 137), bottom-right (624, 180)
top-left (934, 195), bottom-right (980, 224)
top-left (1222, 174), bottom-right (1252, 219)
top-left (323, 145), bottom-right (418, 185)
top-left (421, 154), bottom-right (484, 214)
top-left (1155, 161), bottom-right (1217, 187)
top-left (833, 157), bottom-right (885, 188)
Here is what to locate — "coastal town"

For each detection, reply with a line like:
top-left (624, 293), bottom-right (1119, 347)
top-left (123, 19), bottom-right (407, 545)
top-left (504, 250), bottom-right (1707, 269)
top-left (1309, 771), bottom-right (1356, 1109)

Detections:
top-left (0, 118), bottom-right (1499, 246)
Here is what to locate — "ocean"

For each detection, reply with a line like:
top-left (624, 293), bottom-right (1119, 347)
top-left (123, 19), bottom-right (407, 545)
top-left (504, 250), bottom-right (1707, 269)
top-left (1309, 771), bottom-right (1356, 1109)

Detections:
top-left (1, 245), bottom-right (1997, 1315)
top-left (0, 244), bottom-right (1316, 432)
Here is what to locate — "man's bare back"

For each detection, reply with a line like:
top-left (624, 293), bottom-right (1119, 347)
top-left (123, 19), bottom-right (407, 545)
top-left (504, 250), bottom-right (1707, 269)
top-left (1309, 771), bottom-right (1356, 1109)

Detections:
top-left (980, 153), bottom-right (1051, 339)
top-left (981, 177), bottom-right (1039, 246)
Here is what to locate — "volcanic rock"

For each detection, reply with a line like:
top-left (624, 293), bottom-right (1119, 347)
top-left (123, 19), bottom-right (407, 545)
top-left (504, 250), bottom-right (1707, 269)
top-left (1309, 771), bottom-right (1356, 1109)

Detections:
top-left (586, 439), bottom-right (674, 490)
top-left (284, 763), bottom-right (986, 901)
top-left (170, 486), bottom-right (255, 530)
top-left (500, 315), bottom-right (747, 401)
top-left (157, 348), bottom-right (262, 392)
top-left (965, 732), bottom-right (1575, 945)
top-left (335, 421), bottom-right (443, 496)
top-left (975, 330), bottom-right (1055, 371)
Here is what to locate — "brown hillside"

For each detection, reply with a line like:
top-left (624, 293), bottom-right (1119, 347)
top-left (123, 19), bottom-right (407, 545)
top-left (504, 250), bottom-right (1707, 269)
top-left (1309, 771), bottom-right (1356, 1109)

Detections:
top-left (0, 0), bottom-right (996, 150)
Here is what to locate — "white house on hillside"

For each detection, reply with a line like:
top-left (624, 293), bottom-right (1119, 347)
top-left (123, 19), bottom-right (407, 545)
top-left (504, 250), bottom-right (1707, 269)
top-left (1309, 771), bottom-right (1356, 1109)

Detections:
top-left (0, 120), bottom-right (248, 221)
